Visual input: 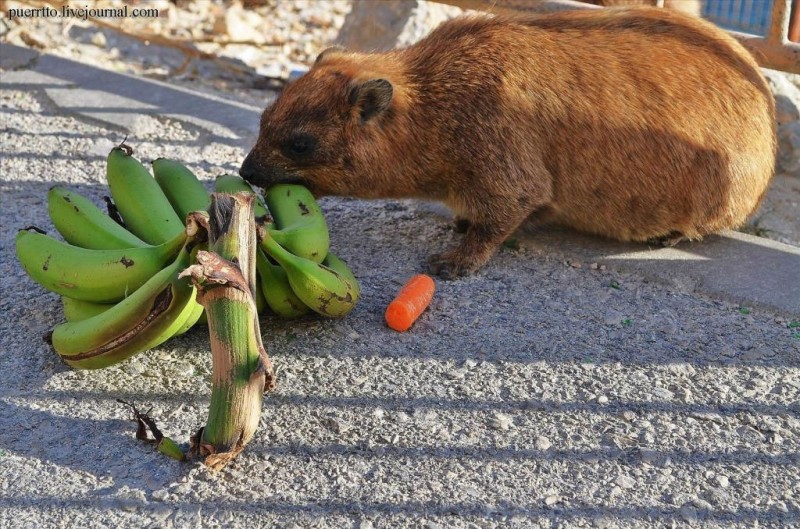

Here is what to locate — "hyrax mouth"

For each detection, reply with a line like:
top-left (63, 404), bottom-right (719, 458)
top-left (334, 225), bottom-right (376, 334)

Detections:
top-left (240, 158), bottom-right (306, 190)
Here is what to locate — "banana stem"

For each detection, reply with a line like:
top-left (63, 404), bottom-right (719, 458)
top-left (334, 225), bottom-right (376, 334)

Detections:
top-left (180, 192), bottom-right (275, 470)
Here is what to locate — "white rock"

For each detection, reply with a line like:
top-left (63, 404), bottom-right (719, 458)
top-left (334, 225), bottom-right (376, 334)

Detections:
top-left (489, 412), bottom-right (513, 431)
top-left (535, 436), bottom-right (552, 450)
top-left (763, 69), bottom-right (800, 126)
top-left (256, 63), bottom-right (283, 79)
top-left (215, 4), bottom-right (266, 44)
top-left (693, 498), bottom-right (713, 510)
top-left (778, 121), bottom-right (800, 173)
top-left (124, 360), bottom-right (145, 376)
top-left (652, 387), bottom-right (674, 400)
top-left (447, 368), bottom-right (466, 380)
top-left (91, 32), bottom-right (107, 48)
top-left (667, 363), bottom-right (696, 376)
top-left (173, 362), bottom-right (194, 377)
top-left (152, 489), bottom-right (169, 502)
top-left (615, 475), bottom-right (636, 489)
top-left (336, 0), bottom-right (464, 52)
top-left (776, 93), bottom-right (800, 126)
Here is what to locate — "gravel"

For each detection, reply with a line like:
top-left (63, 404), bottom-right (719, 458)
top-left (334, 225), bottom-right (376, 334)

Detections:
top-left (3, 0), bottom-right (800, 521)
top-left (0, 0), bottom-right (351, 106)
top-left (1, 86), bottom-right (798, 528)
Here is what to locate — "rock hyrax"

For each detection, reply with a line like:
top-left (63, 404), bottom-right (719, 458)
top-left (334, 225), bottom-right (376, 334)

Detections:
top-left (241, 7), bottom-right (776, 278)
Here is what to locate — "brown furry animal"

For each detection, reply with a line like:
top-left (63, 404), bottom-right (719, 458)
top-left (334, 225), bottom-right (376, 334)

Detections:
top-left (240, 7), bottom-right (776, 279)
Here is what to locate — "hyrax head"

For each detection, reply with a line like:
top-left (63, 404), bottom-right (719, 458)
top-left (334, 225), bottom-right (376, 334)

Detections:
top-left (240, 48), bottom-right (395, 197)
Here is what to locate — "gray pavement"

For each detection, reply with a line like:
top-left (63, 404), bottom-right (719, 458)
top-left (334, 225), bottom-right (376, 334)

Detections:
top-left (1, 44), bottom-right (799, 528)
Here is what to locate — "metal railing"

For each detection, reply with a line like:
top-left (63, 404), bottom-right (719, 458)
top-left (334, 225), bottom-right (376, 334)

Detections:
top-left (703, 0), bottom-right (773, 36)
top-left (434, 0), bottom-right (800, 73)
top-left (727, 0), bottom-right (799, 72)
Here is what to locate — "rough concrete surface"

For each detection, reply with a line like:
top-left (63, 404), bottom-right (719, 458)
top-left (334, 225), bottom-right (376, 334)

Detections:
top-left (1, 46), bottom-right (799, 529)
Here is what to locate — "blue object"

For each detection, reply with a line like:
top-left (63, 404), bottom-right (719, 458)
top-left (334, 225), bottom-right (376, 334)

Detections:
top-left (702, 0), bottom-right (774, 36)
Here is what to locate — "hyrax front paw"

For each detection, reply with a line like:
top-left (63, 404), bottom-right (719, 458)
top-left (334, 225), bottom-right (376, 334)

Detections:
top-left (427, 250), bottom-right (481, 280)
top-left (647, 231), bottom-right (687, 247)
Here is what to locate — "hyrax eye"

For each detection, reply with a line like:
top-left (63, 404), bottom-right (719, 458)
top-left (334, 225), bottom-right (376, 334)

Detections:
top-left (283, 134), bottom-right (317, 159)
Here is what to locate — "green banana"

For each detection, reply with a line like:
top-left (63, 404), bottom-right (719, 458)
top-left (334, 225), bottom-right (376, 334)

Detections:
top-left (15, 228), bottom-right (186, 303)
top-left (170, 245), bottom-right (206, 336)
top-left (260, 231), bottom-right (358, 318)
top-left (174, 298), bottom-right (205, 336)
top-left (106, 145), bottom-right (184, 245)
top-left (254, 272), bottom-right (267, 316)
top-left (48, 186), bottom-right (148, 250)
top-left (214, 174), bottom-right (270, 219)
top-left (322, 252), bottom-right (360, 301)
top-left (62, 297), bottom-right (113, 322)
top-left (255, 249), bottom-right (310, 319)
top-left (152, 158), bottom-right (211, 220)
top-left (264, 184), bottom-right (329, 263)
top-left (51, 246), bottom-right (201, 369)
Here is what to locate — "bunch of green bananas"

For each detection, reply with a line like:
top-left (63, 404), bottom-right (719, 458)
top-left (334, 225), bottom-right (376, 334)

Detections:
top-left (15, 144), bottom-right (359, 370)
top-left (214, 174), bottom-right (360, 320)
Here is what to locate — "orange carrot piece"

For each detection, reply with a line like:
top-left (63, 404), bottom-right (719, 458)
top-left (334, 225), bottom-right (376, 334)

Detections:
top-left (385, 274), bottom-right (436, 332)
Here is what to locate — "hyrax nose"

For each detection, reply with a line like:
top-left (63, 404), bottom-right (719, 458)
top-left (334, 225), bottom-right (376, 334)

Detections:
top-left (239, 151), bottom-right (261, 185)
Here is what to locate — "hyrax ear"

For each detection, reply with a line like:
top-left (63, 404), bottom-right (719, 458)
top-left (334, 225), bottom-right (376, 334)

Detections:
top-left (348, 79), bottom-right (393, 123)
top-left (315, 46), bottom-right (345, 65)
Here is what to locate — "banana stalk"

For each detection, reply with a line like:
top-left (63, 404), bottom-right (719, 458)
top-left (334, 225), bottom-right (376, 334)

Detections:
top-left (180, 193), bottom-right (275, 470)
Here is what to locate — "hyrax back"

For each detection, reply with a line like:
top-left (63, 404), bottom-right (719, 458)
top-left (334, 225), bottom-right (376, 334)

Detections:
top-left (241, 7), bottom-right (776, 278)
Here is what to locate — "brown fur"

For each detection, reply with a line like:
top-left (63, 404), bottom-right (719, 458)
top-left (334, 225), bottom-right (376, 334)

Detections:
top-left (241, 7), bottom-right (776, 278)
